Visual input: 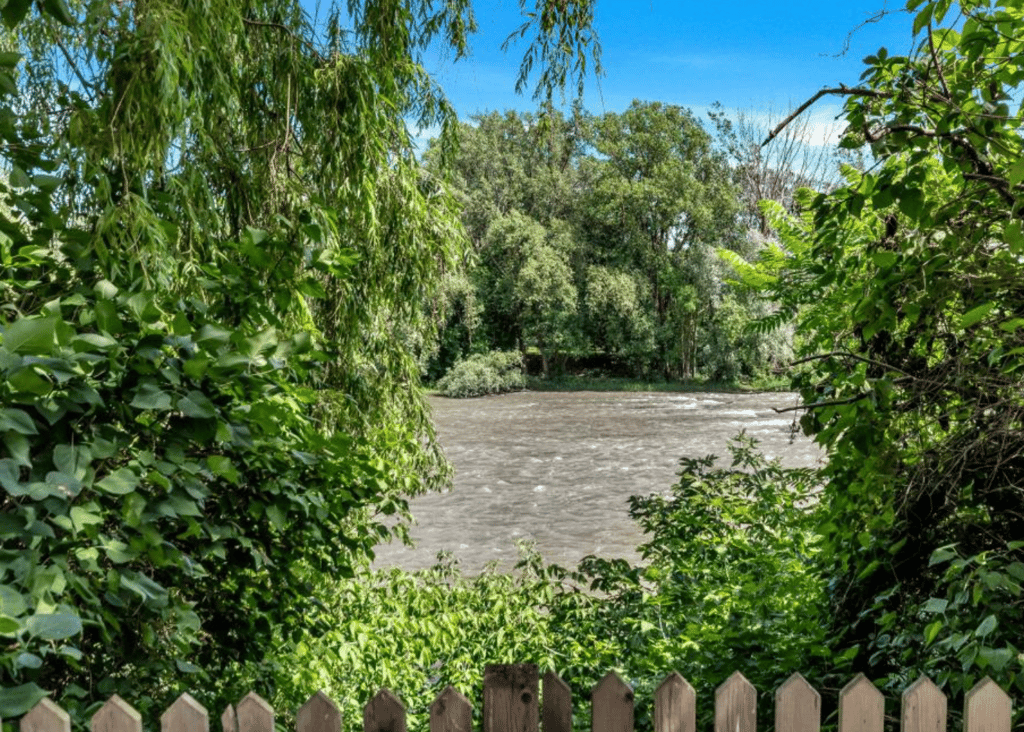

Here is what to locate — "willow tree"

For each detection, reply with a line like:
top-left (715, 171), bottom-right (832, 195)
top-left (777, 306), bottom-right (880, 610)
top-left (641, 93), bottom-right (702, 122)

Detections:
top-left (0, 0), bottom-right (598, 720)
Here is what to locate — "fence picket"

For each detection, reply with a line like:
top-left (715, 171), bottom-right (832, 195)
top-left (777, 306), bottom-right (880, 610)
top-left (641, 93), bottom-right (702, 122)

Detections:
top-left (484, 664), bottom-right (539, 732)
top-left (542, 671), bottom-right (572, 732)
top-left (161, 694), bottom-right (208, 732)
top-left (363, 689), bottom-right (406, 732)
top-left (237, 693), bottom-right (274, 732)
top-left (965, 678), bottom-right (1011, 732)
top-left (902, 676), bottom-right (946, 732)
top-left (591, 672), bottom-right (633, 732)
top-left (838, 674), bottom-right (883, 732)
top-left (221, 706), bottom-right (237, 732)
top-left (714, 672), bottom-right (755, 732)
top-left (775, 673), bottom-right (819, 732)
top-left (21, 698), bottom-right (71, 732)
top-left (92, 696), bottom-right (142, 732)
top-left (654, 673), bottom-right (694, 732)
top-left (297, 691), bottom-right (341, 732)
top-left (431, 686), bottom-right (472, 732)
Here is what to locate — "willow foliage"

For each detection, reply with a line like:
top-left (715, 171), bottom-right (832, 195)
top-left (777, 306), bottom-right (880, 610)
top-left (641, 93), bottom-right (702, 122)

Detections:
top-left (0, 0), bottom-right (599, 721)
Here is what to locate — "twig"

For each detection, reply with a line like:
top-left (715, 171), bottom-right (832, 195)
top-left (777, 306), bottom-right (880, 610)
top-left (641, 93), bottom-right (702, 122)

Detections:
top-left (761, 87), bottom-right (892, 147)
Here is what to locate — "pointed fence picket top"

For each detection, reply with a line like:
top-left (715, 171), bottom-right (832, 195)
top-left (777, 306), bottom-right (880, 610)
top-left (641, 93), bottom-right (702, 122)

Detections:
top-left (297, 692), bottom-right (341, 732)
top-left (965, 677), bottom-right (1012, 732)
top-left (364, 689), bottom-right (406, 732)
top-left (838, 674), bottom-right (883, 732)
top-left (775, 673), bottom-right (820, 732)
top-left (484, 664), bottom-right (539, 732)
top-left (222, 706), bottom-right (238, 732)
top-left (162, 694), bottom-right (209, 732)
top-left (92, 696), bottom-right (143, 732)
top-left (902, 676), bottom-right (946, 732)
top-left (542, 672), bottom-right (572, 732)
top-left (714, 672), bottom-right (755, 732)
top-left (237, 693), bottom-right (274, 732)
top-left (591, 672), bottom-right (634, 732)
top-left (654, 673), bottom-right (694, 732)
top-left (21, 698), bottom-right (71, 732)
top-left (430, 686), bottom-right (472, 732)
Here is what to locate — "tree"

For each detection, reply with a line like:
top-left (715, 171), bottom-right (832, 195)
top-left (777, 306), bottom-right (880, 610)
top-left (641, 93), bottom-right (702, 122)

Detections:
top-left (761, 0), bottom-right (1024, 704)
top-left (0, 0), bottom-right (599, 719)
top-left (580, 100), bottom-right (743, 378)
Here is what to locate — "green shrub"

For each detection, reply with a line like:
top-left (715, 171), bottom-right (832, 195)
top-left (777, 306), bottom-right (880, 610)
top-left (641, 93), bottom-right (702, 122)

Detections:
top-left (436, 351), bottom-right (526, 398)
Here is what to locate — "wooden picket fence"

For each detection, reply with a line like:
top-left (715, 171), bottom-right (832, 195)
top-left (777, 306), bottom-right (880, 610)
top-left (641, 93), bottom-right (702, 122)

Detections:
top-left (11, 664), bottom-right (1015, 732)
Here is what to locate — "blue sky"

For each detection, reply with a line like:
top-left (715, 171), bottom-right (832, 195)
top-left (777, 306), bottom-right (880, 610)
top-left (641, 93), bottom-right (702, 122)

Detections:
top-left (301, 0), bottom-right (920, 143)
top-left (420, 0), bottom-right (917, 140)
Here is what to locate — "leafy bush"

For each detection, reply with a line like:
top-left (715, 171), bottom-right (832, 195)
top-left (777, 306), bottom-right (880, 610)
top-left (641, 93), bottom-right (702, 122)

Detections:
top-left (0, 241), bottom-right (403, 720)
top-left (265, 437), bottom-right (826, 732)
top-left (436, 351), bottom-right (526, 398)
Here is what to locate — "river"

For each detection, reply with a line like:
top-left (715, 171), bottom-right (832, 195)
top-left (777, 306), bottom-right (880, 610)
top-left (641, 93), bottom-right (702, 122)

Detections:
top-left (371, 390), bottom-right (822, 574)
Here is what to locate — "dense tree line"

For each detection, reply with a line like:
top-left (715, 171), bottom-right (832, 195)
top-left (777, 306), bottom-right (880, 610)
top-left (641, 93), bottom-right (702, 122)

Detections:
top-left (424, 102), bottom-right (801, 383)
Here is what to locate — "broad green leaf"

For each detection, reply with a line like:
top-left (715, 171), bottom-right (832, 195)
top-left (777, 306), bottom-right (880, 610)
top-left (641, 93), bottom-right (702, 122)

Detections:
top-left (1009, 159), bottom-right (1024, 187)
top-left (0, 615), bottom-right (22, 634)
top-left (178, 390), bottom-right (216, 419)
top-left (26, 612), bottom-right (82, 640)
top-left (975, 614), bottom-right (997, 637)
top-left (924, 619), bottom-right (943, 646)
top-left (131, 382), bottom-right (172, 411)
top-left (1, 316), bottom-right (58, 355)
top-left (0, 51), bottom-right (22, 67)
top-left (872, 252), bottom-right (898, 269)
top-left (0, 585), bottom-right (27, 616)
top-left (4, 431), bottom-right (30, 467)
top-left (15, 652), bottom-right (43, 669)
top-left (961, 302), bottom-right (995, 329)
top-left (0, 683), bottom-right (47, 718)
top-left (0, 408), bottom-right (37, 434)
top-left (96, 467), bottom-right (139, 495)
top-left (922, 597), bottom-right (948, 613)
top-left (70, 506), bottom-right (103, 531)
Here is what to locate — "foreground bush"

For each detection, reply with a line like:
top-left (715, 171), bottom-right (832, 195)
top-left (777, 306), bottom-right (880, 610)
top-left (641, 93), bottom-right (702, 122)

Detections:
top-left (261, 437), bottom-right (825, 732)
top-left (436, 351), bottom-right (526, 397)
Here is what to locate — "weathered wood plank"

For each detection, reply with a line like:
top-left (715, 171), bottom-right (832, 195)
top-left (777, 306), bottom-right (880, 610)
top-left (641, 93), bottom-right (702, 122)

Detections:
top-left (237, 693), bottom-right (274, 732)
top-left (92, 696), bottom-right (142, 732)
top-left (484, 664), bottom-right (539, 732)
top-left (542, 672), bottom-right (572, 732)
top-left (592, 672), bottom-right (633, 732)
top-left (714, 672), bottom-right (755, 732)
top-left (654, 673), bottom-right (694, 732)
top-left (297, 692), bottom-right (341, 732)
top-left (775, 673), bottom-right (819, 732)
top-left (162, 694), bottom-right (208, 732)
top-left (431, 686), bottom-right (472, 732)
top-left (965, 678), bottom-right (1011, 732)
top-left (21, 698), bottom-right (71, 732)
top-left (902, 676), bottom-right (945, 732)
top-left (364, 689), bottom-right (406, 732)
top-left (221, 706), bottom-right (237, 732)
top-left (838, 675), bottom-right (883, 732)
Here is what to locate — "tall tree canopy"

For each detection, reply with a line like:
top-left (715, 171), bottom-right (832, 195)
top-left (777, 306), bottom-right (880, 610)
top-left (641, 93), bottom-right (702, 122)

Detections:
top-left (757, 0), bottom-right (1024, 699)
top-left (0, 0), bottom-right (599, 719)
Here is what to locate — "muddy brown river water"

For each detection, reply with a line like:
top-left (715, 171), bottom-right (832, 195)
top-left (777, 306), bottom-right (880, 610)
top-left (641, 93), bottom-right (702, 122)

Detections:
top-left (371, 390), bottom-right (822, 574)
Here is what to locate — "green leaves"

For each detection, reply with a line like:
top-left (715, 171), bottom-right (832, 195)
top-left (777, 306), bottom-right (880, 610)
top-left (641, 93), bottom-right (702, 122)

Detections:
top-left (1, 316), bottom-right (57, 355)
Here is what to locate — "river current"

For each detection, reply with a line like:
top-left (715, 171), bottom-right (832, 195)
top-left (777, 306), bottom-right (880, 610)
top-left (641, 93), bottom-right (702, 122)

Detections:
top-left (371, 390), bottom-right (822, 574)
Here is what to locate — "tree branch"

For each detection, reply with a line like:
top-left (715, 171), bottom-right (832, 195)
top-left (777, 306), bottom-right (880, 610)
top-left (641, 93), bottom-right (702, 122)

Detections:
top-left (761, 86), bottom-right (892, 147)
